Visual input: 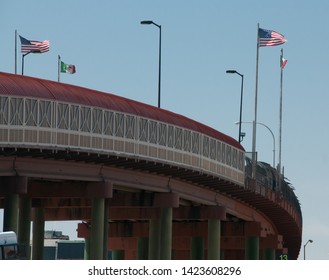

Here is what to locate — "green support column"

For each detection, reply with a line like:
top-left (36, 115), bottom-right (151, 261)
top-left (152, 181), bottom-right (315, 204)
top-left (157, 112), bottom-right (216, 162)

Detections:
top-left (263, 248), bottom-right (276, 260)
top-left (207, 219), bottom-right (221, 260)
top-left (245, 236), bottom-right (259, 260)
top-left (103, 199), bottom-right (109, 260)
top-left (3, 193), bottom-right (19, 232)
top-left (151, 192), bottom-right (179, 260)
top-left (2, 176), bottom-right (27, 233)
top-left (18, 196), bottom-right (32, 259)
top-left (148, 219), bottom-right (161, 259)
top-left (160, 207), bottom-right (172, 260)
top-left (84, 236), bottom-right (90, 260)
top-left (220, 249), bottom-right (225, 260)
top-left (112, 250), bottom-right (125, 260)
top-left (191, 237), bottom-right (204, 260)
top-left (32, 207), bottom-right (45, 260)
top-left (90, 198), bottom-right (105, 260)
top-left (86, 181), bottom-right (112, 260)
top-left (137, 237), bottom-right (149, 260)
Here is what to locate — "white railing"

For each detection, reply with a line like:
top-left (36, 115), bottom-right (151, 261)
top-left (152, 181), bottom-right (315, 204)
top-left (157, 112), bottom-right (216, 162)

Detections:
top-left (0, 95), bottom-right (245, 185)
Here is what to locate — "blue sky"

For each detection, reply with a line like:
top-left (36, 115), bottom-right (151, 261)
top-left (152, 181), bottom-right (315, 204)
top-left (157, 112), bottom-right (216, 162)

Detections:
top-left (1, 0), bottom-right (328, 260)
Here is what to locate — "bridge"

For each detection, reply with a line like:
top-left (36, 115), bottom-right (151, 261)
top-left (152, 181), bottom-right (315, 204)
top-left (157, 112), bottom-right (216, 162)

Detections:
top-left (0, 72), bottom-right (302, 260)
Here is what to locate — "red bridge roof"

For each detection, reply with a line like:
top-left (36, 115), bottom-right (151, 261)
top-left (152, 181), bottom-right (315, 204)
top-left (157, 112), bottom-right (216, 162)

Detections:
top-left (0, 72), bottom-right (243, 150)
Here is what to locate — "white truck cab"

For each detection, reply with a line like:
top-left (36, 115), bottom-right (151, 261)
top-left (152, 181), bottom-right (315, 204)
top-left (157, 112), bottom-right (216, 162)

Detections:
top-left (0, 231), bottom-right (19, 260)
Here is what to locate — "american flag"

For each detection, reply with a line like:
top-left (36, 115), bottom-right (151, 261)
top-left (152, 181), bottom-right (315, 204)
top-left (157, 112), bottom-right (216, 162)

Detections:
top-left (258, 28), bottom-right (287, 47)
top-left (19, 35), bottom-right (50, 53)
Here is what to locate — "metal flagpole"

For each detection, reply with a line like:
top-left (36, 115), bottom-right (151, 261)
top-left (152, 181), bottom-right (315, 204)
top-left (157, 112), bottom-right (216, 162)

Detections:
top-left (58, 55), bottom-right (61, 82)
top-left (252, 23), bottom-right (260, 180)
top-left (15, 30), bottom-right (17, 74)
top-left (278, 48), bottom-right (284, 191)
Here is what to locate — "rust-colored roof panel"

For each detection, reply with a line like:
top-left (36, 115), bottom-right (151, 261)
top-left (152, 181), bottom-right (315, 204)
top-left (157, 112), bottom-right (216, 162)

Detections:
top-left (0, 72), bottom-right (243, 150)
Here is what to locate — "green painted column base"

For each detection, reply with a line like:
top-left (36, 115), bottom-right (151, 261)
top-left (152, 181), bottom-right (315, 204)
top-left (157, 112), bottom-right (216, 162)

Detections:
top-left (208, 219), bottom-right (221, 260)
top-left (148, 219), bottom-right (161, 260)
top-left (191, 236), bottom-right (204, 260)
top-left (245, 236), bottom-right (259, 260)
top-left (263, 248), bottom-right (276, 260)
top-left (137, 237), bottom-right (149, 260)
top-left (112, 250), bottom-right (125, 260)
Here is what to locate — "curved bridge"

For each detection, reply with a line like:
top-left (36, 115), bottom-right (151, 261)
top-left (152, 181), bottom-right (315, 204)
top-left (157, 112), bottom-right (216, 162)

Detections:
top-left (0, 72), bottom-right (302, 260)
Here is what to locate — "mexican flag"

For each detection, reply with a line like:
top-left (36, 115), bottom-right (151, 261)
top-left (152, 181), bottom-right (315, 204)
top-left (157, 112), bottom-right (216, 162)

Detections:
top-left (61, 61), bottom-right (76, 74)
top-left (280, 57), bottom-right (287, 69)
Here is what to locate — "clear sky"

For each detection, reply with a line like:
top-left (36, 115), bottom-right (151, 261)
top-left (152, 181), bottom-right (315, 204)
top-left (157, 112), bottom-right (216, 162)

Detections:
top-left (1, 0), bottom-right (328, 260)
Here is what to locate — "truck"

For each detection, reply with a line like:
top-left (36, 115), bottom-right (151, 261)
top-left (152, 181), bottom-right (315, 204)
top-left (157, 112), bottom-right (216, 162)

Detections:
top-left (0, 231), bottom-right (19, 260)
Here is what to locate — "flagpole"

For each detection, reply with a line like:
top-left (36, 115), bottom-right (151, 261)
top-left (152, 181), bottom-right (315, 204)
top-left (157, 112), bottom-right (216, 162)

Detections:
top-left (15, 30), bottom-right (17, 74)
top-left (252, 23), bottom-right (260, 180)
top-left (58, 55), bottom-right (61, 82)
top-left (278, 48), bottom-right (284, 190)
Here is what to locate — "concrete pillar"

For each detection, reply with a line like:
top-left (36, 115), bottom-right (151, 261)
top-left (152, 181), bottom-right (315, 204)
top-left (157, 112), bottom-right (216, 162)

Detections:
top-left (90, 197), bottom-right (105, 260)
top-left (2, 176), bottom-right (27, 233)
top-left (263, 248), bottom-right (276, 260)
top-left (32, 206), bottom-right (45, 260)
top-left (160, 207), bottom-right (172, 260)
top-left (112, 250), bottom-right (125, 260)
top-left (148, 219), bottom-right (161, 259)
top-left (18, 196), bottom-right (32, 259)
top-left (191, 236), bottom-right (204, 260)
top-left (243, 222), bottom-right (261, 260)
top-left (207, 219), bottom-right (221, 260)
top-left (261, 234), bottom-right (281, 260)
top-left (84, 237), bottom-right (90, 260)
top-left (151, 192), bottom-right (179, 260)
top-left (87, 181), bottom-right (112, 260)
top-left (245, 236), bottom-right (259, 260)
top-left (103, 199), bottom-right (109, 260)
top-left (3, 193), bottom-right (19, 232)
top-left (137, 237), bottom-right (149, 260)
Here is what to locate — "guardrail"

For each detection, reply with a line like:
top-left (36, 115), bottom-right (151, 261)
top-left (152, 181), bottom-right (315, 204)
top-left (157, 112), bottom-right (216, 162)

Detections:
top-left (0, 95), bottom-right (244, 185)
top-left (244, 158), bottom-right (302, 228)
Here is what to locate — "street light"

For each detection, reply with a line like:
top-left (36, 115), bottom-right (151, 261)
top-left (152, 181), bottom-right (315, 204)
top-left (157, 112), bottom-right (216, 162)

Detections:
top-left (226, 70), bottom-right (244, 143)
top-left (303, 239), bottom-right (313, 260)
top-left (141, 20), bottom-right (162, 108)
top-left (235, 121), bottom-right (275, 168)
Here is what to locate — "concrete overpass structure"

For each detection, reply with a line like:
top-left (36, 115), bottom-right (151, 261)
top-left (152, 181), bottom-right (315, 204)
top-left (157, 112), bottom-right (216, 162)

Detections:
top-left (0, 72), bottom-right (302, 260)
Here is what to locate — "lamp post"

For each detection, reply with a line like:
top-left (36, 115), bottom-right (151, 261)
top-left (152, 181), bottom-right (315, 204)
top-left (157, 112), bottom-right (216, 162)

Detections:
top-left (226, 70), bottom-right (244, 143)
top-left (141, 20), bottom-right (162, 108)
top-left (21, 51), bottom-right (32, 75)
top-left (303, 239), bottom-right (313, 260)
top-left (235, 121), bottom-right (275, 168)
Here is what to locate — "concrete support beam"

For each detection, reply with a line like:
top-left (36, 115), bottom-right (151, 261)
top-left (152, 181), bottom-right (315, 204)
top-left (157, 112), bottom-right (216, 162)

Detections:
top-left (42, 205), bottom-right (226, 221)
top-left (153, 192), bottom-right (179, 208)
top-left (27, 180), bottom-right (113, 198)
